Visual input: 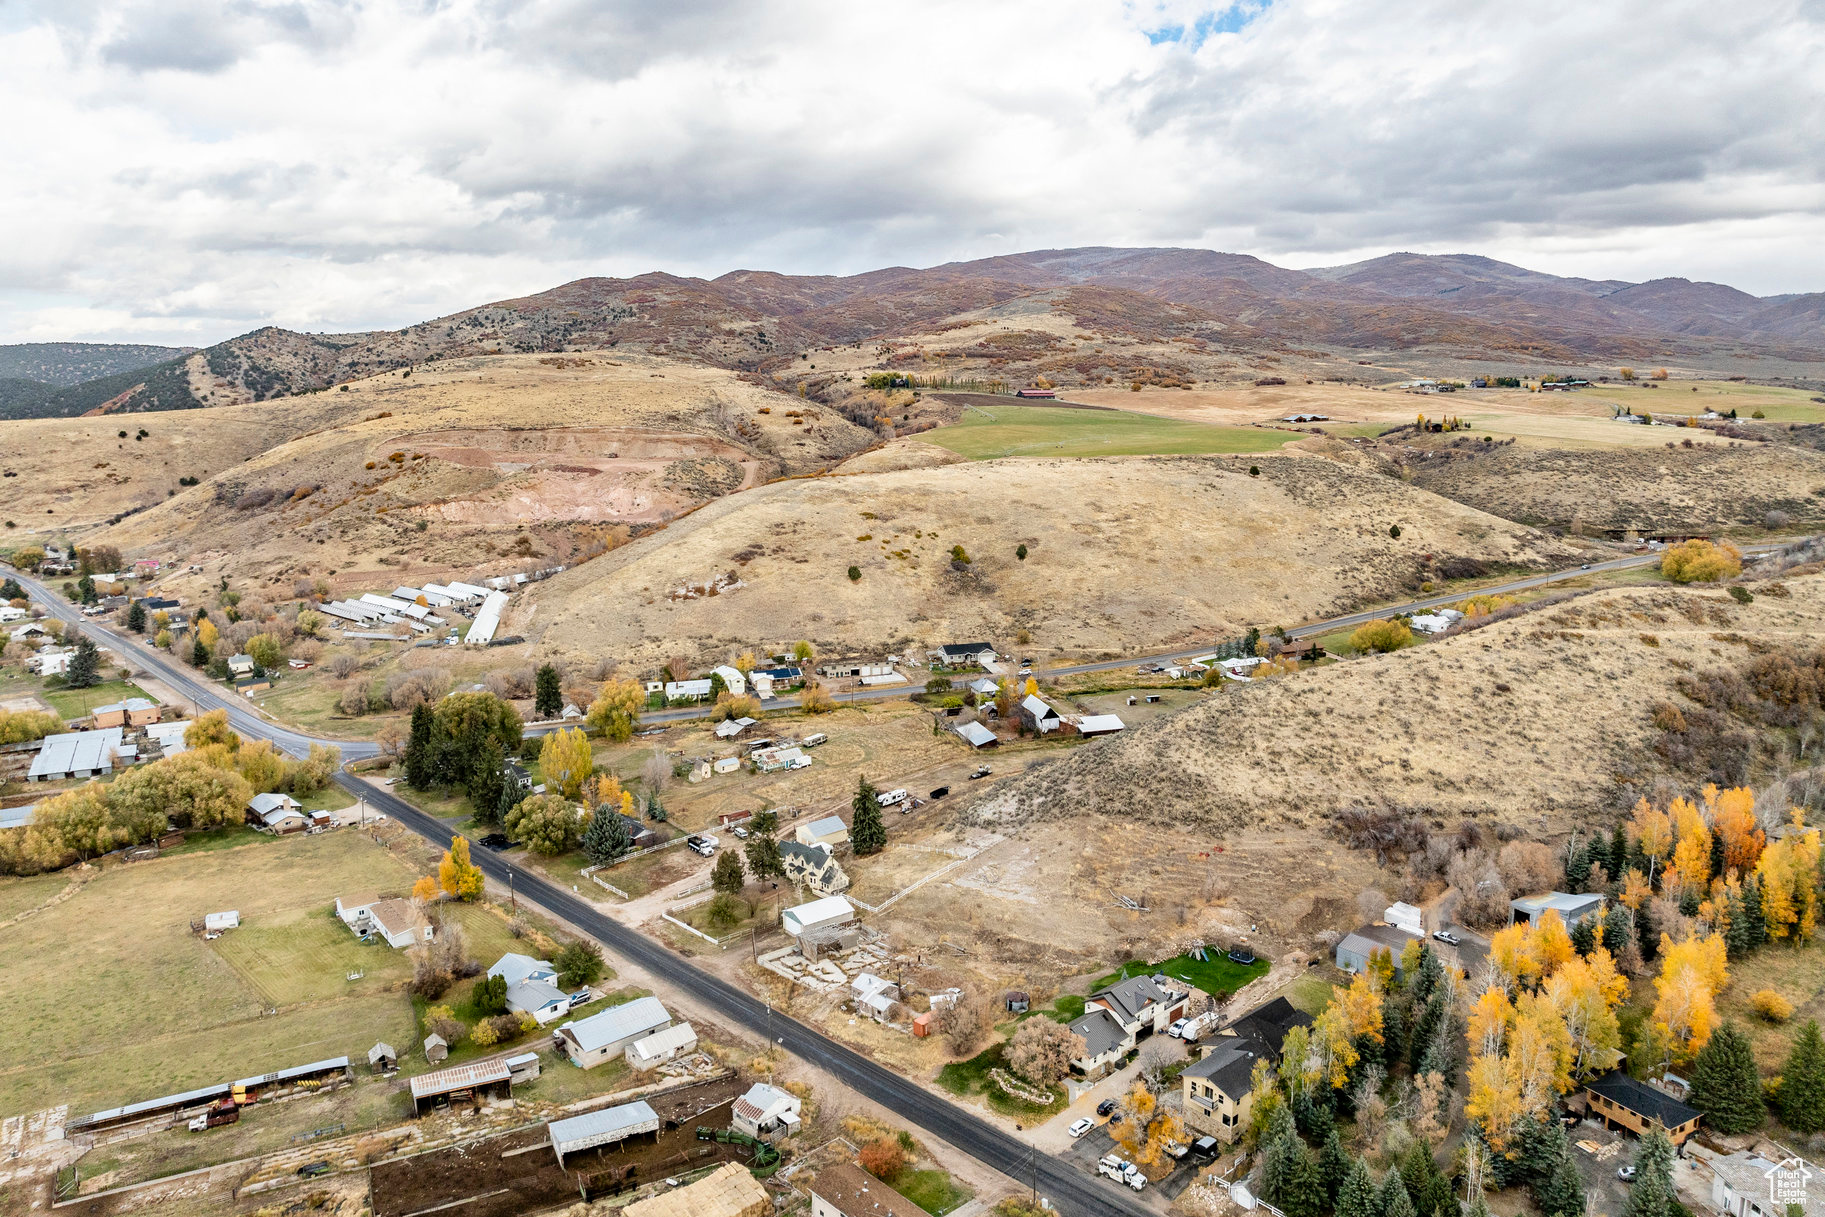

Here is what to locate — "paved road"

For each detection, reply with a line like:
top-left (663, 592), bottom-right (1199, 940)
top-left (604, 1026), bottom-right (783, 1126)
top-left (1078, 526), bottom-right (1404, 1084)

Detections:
top-left (4, 568), bottom-right (1141, 1216)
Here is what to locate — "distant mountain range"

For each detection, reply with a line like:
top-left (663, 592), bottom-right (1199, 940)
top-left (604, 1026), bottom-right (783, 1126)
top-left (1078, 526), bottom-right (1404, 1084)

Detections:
top-left (3, 249), bottom-right (1820, 420)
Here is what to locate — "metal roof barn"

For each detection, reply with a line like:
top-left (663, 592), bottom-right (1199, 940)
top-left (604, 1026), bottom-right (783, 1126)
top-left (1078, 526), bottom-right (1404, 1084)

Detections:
top-left (549, 1100), bottom-right (660, 1165)
top-left (464, 590), bottom-right (509, 645)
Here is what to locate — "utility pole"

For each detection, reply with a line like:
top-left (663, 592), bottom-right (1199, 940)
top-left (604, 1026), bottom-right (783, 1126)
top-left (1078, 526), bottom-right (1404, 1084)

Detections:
top-left (508, 868), bottom-right (517, 911)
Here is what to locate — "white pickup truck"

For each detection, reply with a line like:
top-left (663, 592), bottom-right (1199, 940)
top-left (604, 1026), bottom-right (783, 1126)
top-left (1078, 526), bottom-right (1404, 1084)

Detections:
top-left (1097, 1155), bottom-right (1146, 1190)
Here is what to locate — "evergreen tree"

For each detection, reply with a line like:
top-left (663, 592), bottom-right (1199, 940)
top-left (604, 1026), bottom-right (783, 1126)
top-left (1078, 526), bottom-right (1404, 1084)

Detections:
top-left (1378, 1172), bottom-right (1416, 1217)
top-left (1466, 1191), bottom-right (1492, 1217)
top-left (1781, 1020), bottom-right (1825, 1133)
top-left (467, 736), bottom-right (504, 813)
top-left (1261, 1126), bottom-right (1299, 1207)
top-left (1604, 903), bottom-right (1637, 956)
top-left (77, 574), bottom-right (96, 604)
top-left (1710, 831), bottom-right (1728, 883)
top-left (850, 777), bottom-right (886, 855)
top-left (1421, 1173), bottom-right (1453, 1217)
top-left (66, 635), bottom-right (100, 688)
top-left (1570, 918), bottom-right (1596, 957)
top-left (1280, 1149), bottom-right (1328, 1217)
top-left (1409, 989), bottom-right (1444, 1072)
top-left (496, 777), bottom-right (517, 826)
top-left (404, 703), bottom-right (435, 789)
top-left (1565, 838), bottom-right (1592, 891)
top-left (1412, 945), bottom-right (1442, 1005)
top-left (1724, 886), bottom-right (1752, 958)
top-left (1742, 876), bottom-right (1769, 948)
top-left (1621, 1161), bottom-right (1670, 1217)
top-left (745, 808), bottom-right (784, 880)
top-left (1398, 1141), bottom-right (1436, 1217)
top-left (645, 789), bottom-right (666, 821)
top-left (191, 636), bottom-right (210, 667)
top-left (534, 663), bottom-right (562, 719)
top-left (127, 600), bottom-right (146, 632)
top-left (1535, 1150), bottom-right (1585, 1217)
top-left (1317, 1128), bottom-right (1350, 1202)
top-left (1611, 821), bottom-right (1631, 882)
top-left (1690, 1022), bottom-right (1765, 1133)
top-left (1381, 993), bottom-right (1411, 1069)
top-left (1636, 898), bottom-right (1660, 960)
top-left (712, 849), bottom-right (746, 894)
top-left (1336, 1159), bottom-right (1377, 1217)
top-left (581, 805), bottom-right (633, 864)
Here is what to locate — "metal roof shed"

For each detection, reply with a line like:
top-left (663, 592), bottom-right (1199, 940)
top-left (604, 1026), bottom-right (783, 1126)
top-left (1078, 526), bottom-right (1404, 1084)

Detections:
top-left (782, 895), bottom-right (857, 938)
top-left (408, 1059), bottom-right (512, 1113)
top-left (548, 1100), bottom-right (659, 1166)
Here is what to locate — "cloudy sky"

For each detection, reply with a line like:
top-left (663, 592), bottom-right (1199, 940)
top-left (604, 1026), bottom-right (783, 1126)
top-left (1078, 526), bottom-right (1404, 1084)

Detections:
top-left (3, 0), bottom-right (1823, 346)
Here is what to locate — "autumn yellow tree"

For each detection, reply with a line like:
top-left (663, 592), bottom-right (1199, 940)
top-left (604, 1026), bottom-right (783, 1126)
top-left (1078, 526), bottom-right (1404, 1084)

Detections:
top-left (586, 678), bottom-right (645, 743)
top-left (1758, 816), bottom-right (1822, 944)
top-left (1670, 796), bottom-right (1712, 891)
top-left (1710, 786), bottom-right (1765, 875)
top-left (439, 835), bottom-right (484, 901)
top-left (1468, 985), bottom-right (1514, 1058)
top-left (1530, 909), bottom-right (1575, 977)
top-left (1465, 1048), bottom-right (1526, 1153)
top-left (1486, 922), bottom-right (1540, 992)
top-left (196, 617), bottom-right (220, 651)
top-left (1651, 932), bottom-right (1728, 1065)
top-left (1311, 1002), bottom-right (1359, 1090)
top-left (589, 772), bottom-right (624, 810)
top-left (1544, 955), bottom-right (1623, 1078)
top-left (1339, 969), bottom-right (1385, 1045)
top-left (412, 876), bottom-right (439, 904)
top-left (540, 727), bottom-right (593, 800)
top-left (1629, 796), bottom-right (1673, 865)
top-left (1620, 867), bottom-right (1655, 910)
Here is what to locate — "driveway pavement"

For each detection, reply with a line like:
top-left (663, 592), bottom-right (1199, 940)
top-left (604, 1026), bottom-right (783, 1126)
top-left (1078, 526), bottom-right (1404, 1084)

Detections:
top-left (1027, 1035), bottom-right (1190, 1153)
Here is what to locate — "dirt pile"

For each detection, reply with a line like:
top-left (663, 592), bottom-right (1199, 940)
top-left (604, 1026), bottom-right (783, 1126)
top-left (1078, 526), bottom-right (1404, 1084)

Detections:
top-left (963, 571), bottom-right (1825, 837)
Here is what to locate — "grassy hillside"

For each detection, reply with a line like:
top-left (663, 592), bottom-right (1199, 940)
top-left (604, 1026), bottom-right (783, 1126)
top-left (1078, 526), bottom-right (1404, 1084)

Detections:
top-left (0, 342), bottom-right (188, 387)
top-left (527, 453), bottom-right (1581, 668)
top-left (964, 570), bottom-right (1825, 837)
top-left (925, 402), bottom-right (1299, 459)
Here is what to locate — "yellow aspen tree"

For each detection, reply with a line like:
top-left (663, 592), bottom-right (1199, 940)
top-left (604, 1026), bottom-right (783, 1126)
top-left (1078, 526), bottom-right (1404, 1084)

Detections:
top-left (1544, 956), bottom-right (1622, 1078)
top-left (1465, 1051), bottom-right (1526, 1153)
top-left (1672, 831), bottom-right (1711, 892)
top-left (1531, 909), bottom-right (1575, 978)
top-left (1468, 985), bottom-right (1514, 1059)
top-left (539, 727), bottom-right (593, 800)
top-left (1584, 945), bottom-right (1630, 1009)
top-left (1486, 923), bottom-right (1539, 991)
top-left (1651, 960), bottom-right (1716, 1065)
top-left (1630, 796), bottom-right (1674, 863)
top-left (1512, 994), bottom-right (1575, 1109)
top-left (1340, 970), bottom-right (1384, 1044)
top-left (1620, 868), bottom-right (1654, 910)
top-left (1311, 1003), bottom-right (1359, 1089)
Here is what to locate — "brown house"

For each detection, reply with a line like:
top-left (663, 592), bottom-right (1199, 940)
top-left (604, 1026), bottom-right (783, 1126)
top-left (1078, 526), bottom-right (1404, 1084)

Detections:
top-left (1583, 1071), bottom-right (1701, 1145)
top-left (92, 698), bottom-right (160, 728)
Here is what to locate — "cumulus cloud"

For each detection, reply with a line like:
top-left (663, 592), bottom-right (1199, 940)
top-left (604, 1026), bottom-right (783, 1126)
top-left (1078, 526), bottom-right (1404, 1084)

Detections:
top-left (0, 0), bottom-right (1821, 344)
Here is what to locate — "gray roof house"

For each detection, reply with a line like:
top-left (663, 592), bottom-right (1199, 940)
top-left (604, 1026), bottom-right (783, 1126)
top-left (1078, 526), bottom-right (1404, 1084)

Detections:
top-left (1712, 1152), bottom-right (1822, 1217)
top-left (555, 996), bottom-right (672, 1069)
top-left (1335, 922), bottom-right (1422, 978)
top-left (488, 952), bottom-right (557, 989)
top-left (1065, 974), bottom-right (1190, 1078)
top-left (507, 979), bottom-right (572, 1025)
top-left (1066, 1008), bottom-right (1131, 1078)
top-left (1509, 892), bottom-right (1606, 927)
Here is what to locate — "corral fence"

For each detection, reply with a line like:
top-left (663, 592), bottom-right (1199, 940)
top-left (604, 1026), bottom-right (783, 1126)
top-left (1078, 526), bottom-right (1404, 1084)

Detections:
top-left (580, 836), bottom-right (691, 899)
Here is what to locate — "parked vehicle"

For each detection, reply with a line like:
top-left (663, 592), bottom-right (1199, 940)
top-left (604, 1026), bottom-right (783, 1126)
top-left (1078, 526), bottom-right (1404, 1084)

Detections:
top-left (929, 786), bottom-right (950, 800)
top-left (731, 826), bottom-right (749, 839)
top-left (1432, 930), bottom-right (1461, 946)
top-left (1096, 1098), bottom-right (1119, 1117)
top-left (1189, 1136), bottom-right (1221, 1162)
top-left (876, 788), bottom-right (909, 808)
top-left (687, 834), bottom-right (719, 856)
top-left (1097, 1156), bottom-right (1145, 1191)
top-left (969, 765), bottom-right (993, 779)
top-left (479, 833), bottom-right (514, 851)
top-left (297, 1162), bottom-right (332, 1178)
top-left (1164, 1140), bottom-right (1190, 1160)
top-left (1168, 1018), bottom-right (1191, 1039)
top-left (801, 732), bottom-right (829, 747)
top-left (1069, 1118), bottom-right (1094, 1138)
top-left (1618, 1166), bottom-right (1636, 1182)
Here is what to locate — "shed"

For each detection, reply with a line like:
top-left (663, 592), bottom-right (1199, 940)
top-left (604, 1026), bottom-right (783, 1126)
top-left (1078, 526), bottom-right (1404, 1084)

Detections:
top-left (423, 1033), bottom-right (448, 1063)
top-left (626, 1021), bottom-right (699, 1070)
top-left (368, 1042), bottom-right (397, 1072)
top-left (505, 1051), bottom-right (542, 1084)
top-left (783, 895), bottom-right (856, 945)
top-left (28, 728), bottom-right (130, 782)
top-left (956, 721), bottom-right (997, 748)
top-left (1335, 923), bottom-right (1421, 977)
top-left (409, 1059), bottom-right (513, 1115)
top-left (548, 1100), bottom-right (660, 1166)
top-left (1073, 714), bottom-right (1125, 737)
top-left (1510, 891), bottom-right (1606, 927)
top-left (715, 716), bottom-right (759, 739)
top-left (1005, 991), bottom-right (1030, 1013)
top-left (1018, 694), bottom-right (1061, 734)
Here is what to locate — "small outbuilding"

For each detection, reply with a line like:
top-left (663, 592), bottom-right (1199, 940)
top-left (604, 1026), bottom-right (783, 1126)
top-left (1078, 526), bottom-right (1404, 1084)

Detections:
top-left (623, 1161), bottom-right (772, 1217)
top-left (368, 1042), bottom-right (398, 1073)
top-left (409, 1059), bottom-right (513, 1115)
top-left (797, 815), bottom-right (849, 848)
top-left (204, 910), bottom-right (240, 932)
top-left (782, 895), bottom-right (857, 944)
top-left (732, 1082), bottom-right (801, 1142)
top-left (423, 1033), bottom-right (448, 1063)
top-left (955, 721), bottom-right (997, 748)
top-left (625, 1021), bottom-right (699, 1070)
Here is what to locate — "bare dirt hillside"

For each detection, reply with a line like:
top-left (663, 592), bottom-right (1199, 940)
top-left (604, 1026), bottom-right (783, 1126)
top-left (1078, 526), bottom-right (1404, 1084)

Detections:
top-left (523, 454), bottom-right (1578, 668)
top-left (97, 353), bottom-right (873, 599)
top-left (1401, 442), bottom-right (1825, 533)
top-left (965, 571), bottom-right (1825, 839)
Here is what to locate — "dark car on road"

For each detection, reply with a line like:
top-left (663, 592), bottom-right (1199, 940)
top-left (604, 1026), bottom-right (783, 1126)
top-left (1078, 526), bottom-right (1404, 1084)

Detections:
top-left (1097, 1098), bottom-right (1119, 1117)
top-left (479, 834), bottom-right (515, 851)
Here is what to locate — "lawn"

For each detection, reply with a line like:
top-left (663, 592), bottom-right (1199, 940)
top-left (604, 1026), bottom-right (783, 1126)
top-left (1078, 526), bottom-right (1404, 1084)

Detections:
top-left (0, 829), bottom-right (428, 1118)
top-left (1282, 972), bottom-right (1340, 1017)
top-left (42, 679), bottom-right (151, 719)
top-left (936, 1041), bottom-right (1067, 1119)
top-left (1096, 950), bottom-right (1269, 997)
top-left (1715, 939), bottom-right (1825, 1071)
top-left (160, 826), bottom-right (276, 858)
top-left (889, 1167), bottom-right (975, 1216)
top-left (925, 404), bottom-right (1301, 460)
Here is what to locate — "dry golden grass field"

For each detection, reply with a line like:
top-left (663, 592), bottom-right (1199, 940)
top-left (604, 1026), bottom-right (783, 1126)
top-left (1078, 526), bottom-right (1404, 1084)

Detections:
top-left (965, 570), bottom-right (1825, 841)
top-left (522, 454), bottom-right (1580, 669)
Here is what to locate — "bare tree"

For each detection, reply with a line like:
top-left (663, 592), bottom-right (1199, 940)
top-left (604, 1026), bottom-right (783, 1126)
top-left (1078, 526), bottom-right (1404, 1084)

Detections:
top-left (642, 748), bottom-right (670, 795)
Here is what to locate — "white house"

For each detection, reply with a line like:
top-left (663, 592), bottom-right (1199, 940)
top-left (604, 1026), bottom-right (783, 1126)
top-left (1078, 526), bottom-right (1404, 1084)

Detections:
top-left (1019, 694), bottom-right (1062, 734)
top-left (711, 665), bottom-right (747, 696)
top-left (850, 972), bottom-right (900, 1021)
top-left (664, 679), bottom-right (713, 702)
top-left (489, 952), bottom-right (558, 988)
top-left (1409, 608), bottom-right (1465, 635)
top-left (28, 647), bottom-right (72, 677)
top-left (10, 623), bottom-right (50, 643)
top-left (0, 605), bottom-right (26, 623)
top-left (555, 996), bottom-right (673, 1069)
top-left (1066, 973), bottom-right (1191, 1078)
top-left (335, 895), bottom-right (434, 949)
top-left (507, 980), bottom-right (572, 1025)
top-left (247, 792), bottom-right (306, 833)
top-left (731, 1082), bottom-right (801, 1141)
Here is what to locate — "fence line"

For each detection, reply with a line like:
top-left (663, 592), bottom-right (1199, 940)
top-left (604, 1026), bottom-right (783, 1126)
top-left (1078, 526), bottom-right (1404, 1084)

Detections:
top-left (661, 913), bottom-right (732, 949)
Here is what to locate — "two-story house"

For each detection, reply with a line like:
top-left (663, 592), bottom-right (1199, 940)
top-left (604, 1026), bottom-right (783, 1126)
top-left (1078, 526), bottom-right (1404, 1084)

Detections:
top-left (1181, 997), bottom-right (1315, 1143)
top-left (1065, 973), bottom-right (1190, 1078)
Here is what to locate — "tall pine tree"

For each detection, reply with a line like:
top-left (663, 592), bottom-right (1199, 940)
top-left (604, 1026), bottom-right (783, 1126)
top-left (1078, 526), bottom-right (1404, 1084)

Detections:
top-left (534, 663), bottom-right (562, 719)
top-left (850, 776), bottom-right (886, 855)
top-left (1690, 1022), bottom-right (1765, 1133)
top-left (1335, 1159), bottom-right (1376, 1217)
top-left (582, 807), bottom-right (632, 864)
top-left (467, 736), bottom-right (504, 814)
top-left (1535, 1152), bottom-right (1585, 1217)
top-left (1379, 1173), bottom-right (1416, 1217)
top-left (1317, 1128), bottom-right (1350, 1203)
top-left (404, 703), bottom-right (435, 789)
top-left (1781, 1020), bottom-right (1825, 1133)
